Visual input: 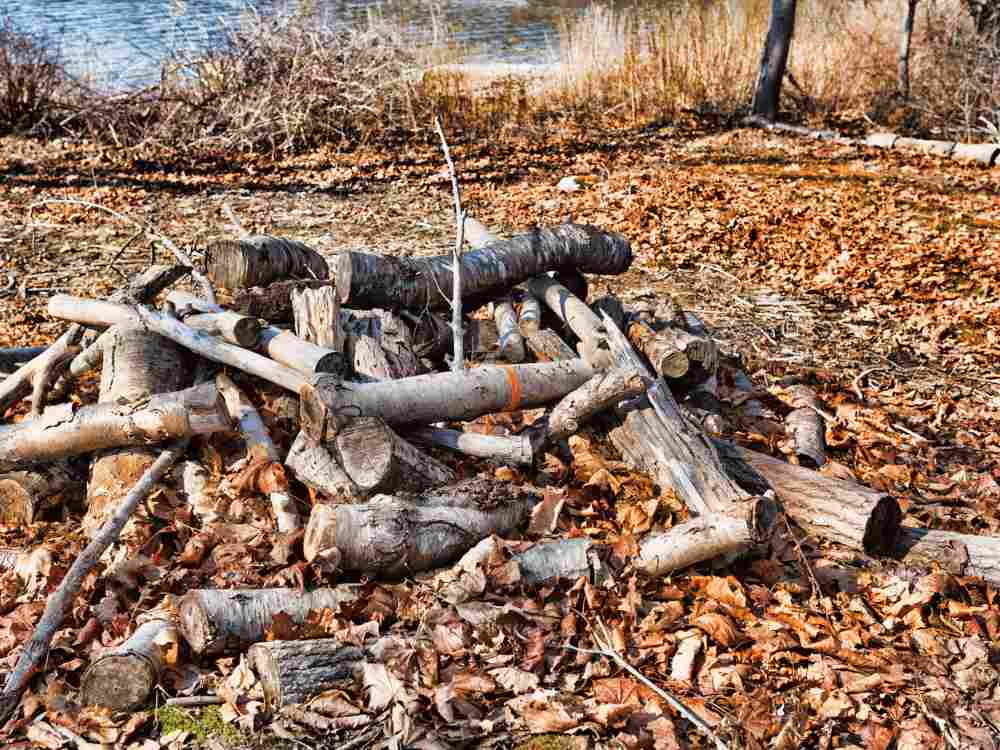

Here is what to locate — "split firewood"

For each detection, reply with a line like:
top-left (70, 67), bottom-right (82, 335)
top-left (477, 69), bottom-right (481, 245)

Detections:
top-left (178, 587), bottom-right (359, 655)
top-left (284, 432), bottom-right (360, 502)
top-left (526, 274), bottom-right (612, 369)
top-left (782, 385), bottom-right (828, 468)
top-left (334, 417), bottom-right (454, 494)
top-left (0, 381), bottom-right (231, 472)
top-left (526, 328), bottom-right (577, 362)
top-left (546, 366), bottom-right (647, 442)
top-left (300, 359), bottom-right (595, 442)
top-left (0, 463), bottom-right (78, 525)
top-left (205, 235), bottom-right (330, 290)
top-left (494, 296), bottom-right (526, 363)
top-left (713, 440), bottom-right (903, 556)
top-left (896, 527), bottom-right (1000, 585)
top-left (84, 324), bottom-right (191, 536)
top-left (80, 617), bottom-right (177, 711)
top-left (232, 224), bottom-right (633, 319)
top-left (406, 426), bottom-right (539, 467)
top-left (345, 309), bottom-right (419, 379)
top-left (302, 477), bottom-right (537, 575)
top-left (292, 285), bottom-right (344, 352)
top-left (249, 638), bottom-right (363, 708)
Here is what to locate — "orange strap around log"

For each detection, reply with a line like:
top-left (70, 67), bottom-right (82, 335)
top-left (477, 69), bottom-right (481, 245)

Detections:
top-left (503, 366), bottom-right (522, 412)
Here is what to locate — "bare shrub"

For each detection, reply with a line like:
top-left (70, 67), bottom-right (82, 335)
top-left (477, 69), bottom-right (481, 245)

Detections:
top-left (0, 16), bottom-right (65, 135)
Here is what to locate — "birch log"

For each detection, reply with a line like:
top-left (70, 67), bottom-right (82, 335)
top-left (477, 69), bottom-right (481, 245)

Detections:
top-left (494, 297), bottom-right (526, 363)
top-left (302, 478), bottom-right (536, 575)
top-left (0, 382), bottom-right (232, 471)
top-left (526, 329), bottom-right (577, 362)
top-left (783, 385), bottom-right (827, 468)
top-left (300, 359), bottom-right (595, 442)
top-left (547, 367), bottom-right (647, 441)
top-left (182, 312), bottom-right (262, 349)
top-left (0, 326), bottom-right (82, 417)
top-left (526, 275), bottom-right (613, 370)
top-left (284, 431), bottom-right (360, 502)
top-left (0, 463), bottom-right (78, 525)
top-left (249, 639), bottom-right (363, 708)
top-left (406, 426), bottom-right (539, 467)
top-left (80, 618), bottom-right (177, 711)
top-left (178, 587), bottom-right (359, 655)
top-left (205, 235), bottom-right (329, 290)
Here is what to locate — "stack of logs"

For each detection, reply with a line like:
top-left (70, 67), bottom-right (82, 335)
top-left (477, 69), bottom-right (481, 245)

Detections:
top-left (1, 219), bottom-right (997, 718)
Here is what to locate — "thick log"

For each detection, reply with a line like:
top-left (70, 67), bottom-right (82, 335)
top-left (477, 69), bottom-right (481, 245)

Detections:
top-left (526, 275), bottom-right (612, 369)
top-left (205, 236), bottom-right (329, 290)
top-left (334, 417), bottom-right (454, 494)
top-left (249, 639), bottom-right (363, 708)
top-left (234, 224), bottom-right (632, 318)
top-left (292, 286), bottom-right (344, 352)
top-left (285, 431), bottom-right (360, 502)
top-left (300, 359), bottom-right (595, 442)
top-left (0, 347), bottom-right (45, 374)
top-left (896, 528), bottom-right (1000, 585)
top-left (182, 312), bottom-right (261, 349)
top-left (301, 478), bottom-right (536, 575)
top-left (494, 297), bottom-right (526, 363)
top-left (0, 463), bottom-right (77, 525)
top-left (84, 325), bottom-right (190, 536)
top-left (678, 312), bottom-right (719, 378)
top-left (783, 385), bottom-right (827, 468)
top-left (47, 295), bottom-right (307, 393)
top-left (714, 441), bottom-right (902, 556)
top-left (547, 367), bottom-right (646, 442)
top-left (526, 329), bottom-right (577, 362)
top-left (626, 320), bottom-right (691, 379)
top-left (405, 426), bottom-right (539, 467)
top-left (178, 587), bottom-right (359, 656)
top-left (80, 618), bottom-right (176, 711)
top-left (345, 310), bottom-right (419, 380)
top-left (0, 382), bottom-right (232, 471)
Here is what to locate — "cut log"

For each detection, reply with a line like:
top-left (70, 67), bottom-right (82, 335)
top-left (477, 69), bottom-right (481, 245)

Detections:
top-left (526, 275), bottom-right (612, 369)
top-left (0, 382), bottom-right (232, 472)
top-left (301, 477), bottom-right (536, 575)
top-left (547, 367), bottom-right (647, 442)
top-left (514, 538), bottom-right (607, 586)
top-left (783, 385), bottom-right (827, 468)
top-left (518, 291), bottom-right (542, 336)
top-left (625, 320), bottom-right (691, 379)
top-left (285, 431), bottom-right (360, 502)
top-left (713, 441), bottom-right (902, 556)
top-left (178, 587), bottom-right (359, 655)
top-left (896, 527), bottom-right (1000, 585)
top-left (494, 297), bottom-right (526, 363)
top-left (182, 312), bottom-right (262, 349)
top-left (234, 224), bottom-right (633, 318)
top-left (80, 618), bottom-right (176, 711)
top-left (678, 312), bottom-right (720, 378)
top-left (405, 426), bottom-right (539, 467)
top-left (292, 286), bottom-right (344, 352)
top-left (300, 359), bottom-right (595, 442)
top-left (526, 329), bottom-right (577, 362)
top-left (205, 235), bottom-right (329, 290)
top-left (345, 310), bottom-right (419, 380)
top-left (0, 463), bottom-right (78, 525)
top-left (334, 417), bottom-right (454, 494)
top-left (249, 639), bottom-right (363, 708)
top-left (84, 324), bottom-right (190, 536)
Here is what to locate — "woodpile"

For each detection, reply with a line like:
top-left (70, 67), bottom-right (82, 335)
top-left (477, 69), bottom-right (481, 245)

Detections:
top-left (0, 216), bottom-right (995, 722)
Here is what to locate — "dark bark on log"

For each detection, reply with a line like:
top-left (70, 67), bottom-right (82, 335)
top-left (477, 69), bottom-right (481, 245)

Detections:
top-left (899, 0), bottom-right (919, 99)
top-left (783, 385), bottom-right (827, 468)
top-left (300, 359), bottom-right (595, 442)
top-left (0, 463), bottom-right (77, 525)
top-left (0, 347), bottom-right (45, 374)
top-left (182, 312), bottom-right (262, 349)
top-left (547, 366), bottom-right (647, 442)
top-left (80, 619), bottom-right (175, 711)
top-left (896, 527), bottom-right (1000, 585)
top-left (178, 587), bottom-right (359, 656)
top-left (405, 426), bottom-right (539, 467)
top-left (526, 275), bottom-right (612, 369)
top-left (292, 286), bottom-right (344, 352)
top-left (248, 639), bottom-right (363, 708)
top-left (591, 295), bottom-right (627, 331)
top-left (205, 236), bottom-right (329, 290)
top-left (334, 417), bottom-right (454, 494)
top-left (302, 478), bottom-right (536, 576)
top-left (526, 329), bottom-right (577, 362)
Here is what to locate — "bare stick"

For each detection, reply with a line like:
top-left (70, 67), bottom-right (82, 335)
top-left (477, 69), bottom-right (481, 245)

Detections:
top-left (435, 115), bottom-right (465, 372)
top-left (0, 442), bottom-right (188, 722)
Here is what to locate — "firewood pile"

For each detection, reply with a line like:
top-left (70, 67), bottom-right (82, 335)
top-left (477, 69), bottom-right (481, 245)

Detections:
top-left (0, 216), bottom-right (996, 734)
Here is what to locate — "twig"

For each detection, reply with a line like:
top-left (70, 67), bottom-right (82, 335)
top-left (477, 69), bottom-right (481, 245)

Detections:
top-left (0, 441), bottom-right (189, 723)
top-left (165, 695), bottom-right (224, 708)
top-left (852, 366), bottom-right (888, 401)
top-left (434, 115), bottom-right (465, 372)
top-left (782, 515), bottom-right (822, 604)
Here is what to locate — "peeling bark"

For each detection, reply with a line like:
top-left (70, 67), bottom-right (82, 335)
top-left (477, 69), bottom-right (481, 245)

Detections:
top-left (205, 235), bottom-right (329, 290)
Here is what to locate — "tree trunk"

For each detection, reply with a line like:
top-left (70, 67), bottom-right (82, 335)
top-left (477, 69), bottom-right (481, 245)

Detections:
top-left (526, 275), bottom-right (613, 370)
top-left (84, 325), bottom-right (190, 537)
top-left (248, 639), bottom-right (363, 708)
top-left (0, 464), bottom-right (78, 525)
top-left (783, 385), bottom-right (827, 468)
top-left (899, 0), bottom-right (920, 99)
top-left (178, 587), bottom-right (359, 655)
top-left (301, 478), bottom-right (536, 576)
top-left (526, 329), bottom-right (577, 362)
top-left (405, 426), bottom-right (539, 467)
top-left (292, 285), bottom-right (344, 352)
top-left (334, 417), bottom-right (454, 494)
top-left (751, 0), bottom-right (798, 121)
top-left (896, 527), bottom-right (1000, 585)
top-left (494, 297), bottom-right (526, 363)
top-left (205, 235), bottom-right (329, 290)
top-left (0, 382), bottom-right (231, 472)
top-left (80, 619), bottom-right (176, 711)
top-left (285, 431), bottom-right (360, 502)
top-left (547, 367), bottom-right (646, 442)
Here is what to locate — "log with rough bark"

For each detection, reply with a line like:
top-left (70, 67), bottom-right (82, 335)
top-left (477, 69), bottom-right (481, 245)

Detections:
top-left (80, 618), bottom-right (177, 711)
top-left (625, 319), bottom-right (692, 379)
top-left (302, 477), bottom-right (536, 575)
top-left (783, 385), bottom-right (827, 468)
top-left (677, 311), bottom-right (720, 380)
top-left (713, 440), bottom-right (902, 556)
top-left (233, 224), bottom-right (632, 318)
top-left (334, 417), bottom-right (454, 494)
top-left (526, 329), bottom-right (577, 362)
top-left (0, 463), bottom-right (78, 525)
top-left (178, 587), bottom-right (359, 655)
top-left (292, 285), bottom-right (344, 352)
top-left (300, 359), bottom-right (595, 442)
top-left (547, 367), bottom-right (647, 442)
top-left (405, 426), bottom-right (540, 467)
top-left (84, 324), bottom-right (191, 536)
top-left (249, 639), bottom-right (363, 708)
top-left (494, 297), bottom-right (526, 363)
top-left (182, 312), bottom-right (262, 349)
top-left (526, 275), bottom-right (612, 369)
top-left (345, 310), bottom-right (419, 380)
top-left (205, 235), bottom-right (330, 290)
top-left (405, 312), bottom-right (499, 362)
top-left (285, 432), bottom-right (359, 502)
top-left (896, 527), bottom-right (1000, 585)
top-left (0, 382), bottom-right (230, 472)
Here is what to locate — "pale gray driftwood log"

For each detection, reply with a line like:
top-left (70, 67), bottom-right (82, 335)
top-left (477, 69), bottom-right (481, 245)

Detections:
top-left (249, 639), bottom-right (363, 708)
top-left (526, 275), bottom-right (613, 369)
top-left (205, 235), bottom-right (329, 290)
top-left (547, 366), bottom-right (646, 442)
top-left (896, 527), bottom-right (1000, 586)
top-left (406, 426), bottom-right (539, 467)
top-left (182, 312), bottom-right (262, 349)
top-left (80, 619), bottom-right (176, 711)
top-left (526, 329), bottom-right (577, 362)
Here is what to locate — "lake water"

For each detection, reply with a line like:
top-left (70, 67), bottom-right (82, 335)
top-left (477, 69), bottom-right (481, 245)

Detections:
top-left (3, 0), bottom-right (609, 89)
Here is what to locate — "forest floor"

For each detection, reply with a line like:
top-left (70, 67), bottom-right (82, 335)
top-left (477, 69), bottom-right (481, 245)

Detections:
top-left (1, 117), bottom-right (999, 749)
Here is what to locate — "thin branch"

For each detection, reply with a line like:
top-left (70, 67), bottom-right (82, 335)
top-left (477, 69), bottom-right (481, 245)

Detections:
top-left (434, 115), bottom-right (465, 372)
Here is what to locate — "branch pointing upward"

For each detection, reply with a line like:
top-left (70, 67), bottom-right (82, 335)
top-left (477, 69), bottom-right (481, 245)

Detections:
top-left (434, 115), bottom-right (466, 372)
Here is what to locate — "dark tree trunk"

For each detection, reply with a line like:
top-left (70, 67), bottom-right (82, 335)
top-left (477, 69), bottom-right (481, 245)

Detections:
top-left (751, 0), bottom-right (798, 121)
top-left (963, 0), bottom-right (1000, 36)
top-left (899, 0), bottom-right (920, 99)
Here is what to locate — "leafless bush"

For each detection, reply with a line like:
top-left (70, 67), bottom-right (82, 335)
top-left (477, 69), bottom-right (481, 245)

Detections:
top-left (0, 16), bottom-right (65, 135)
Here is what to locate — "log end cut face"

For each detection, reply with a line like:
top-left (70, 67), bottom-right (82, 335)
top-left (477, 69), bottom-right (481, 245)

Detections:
top-left (81, 655), bottom-right (157, 711)
top-left (863, 495), bottom-right (904, 557)
top-left (0, 478), bottom-right (36, 525)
